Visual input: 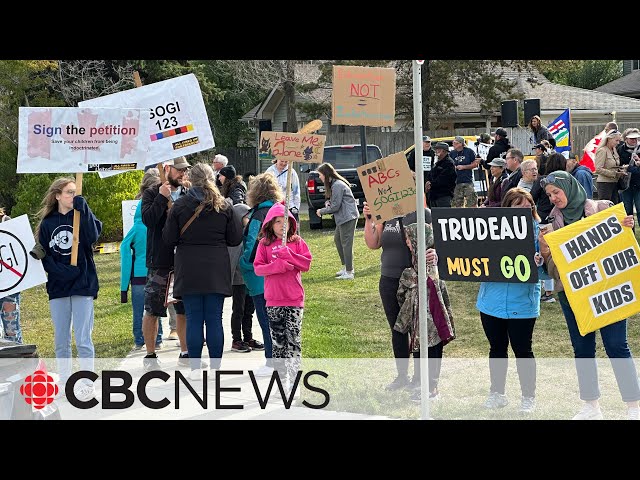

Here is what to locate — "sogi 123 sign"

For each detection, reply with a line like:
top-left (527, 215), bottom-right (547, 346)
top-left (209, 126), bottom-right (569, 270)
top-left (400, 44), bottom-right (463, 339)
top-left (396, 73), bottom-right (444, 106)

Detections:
top-left (0, 215), bottom-right (47, 296)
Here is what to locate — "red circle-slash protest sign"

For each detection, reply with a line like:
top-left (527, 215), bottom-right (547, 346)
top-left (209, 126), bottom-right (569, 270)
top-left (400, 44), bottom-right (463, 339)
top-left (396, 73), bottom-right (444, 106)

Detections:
top-left (0, 231), bottom-right (28, 293)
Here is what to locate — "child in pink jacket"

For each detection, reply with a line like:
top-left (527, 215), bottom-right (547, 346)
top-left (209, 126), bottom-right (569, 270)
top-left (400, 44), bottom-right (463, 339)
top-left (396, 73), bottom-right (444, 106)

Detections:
top-left (254, 202), bottom-right (312, 392)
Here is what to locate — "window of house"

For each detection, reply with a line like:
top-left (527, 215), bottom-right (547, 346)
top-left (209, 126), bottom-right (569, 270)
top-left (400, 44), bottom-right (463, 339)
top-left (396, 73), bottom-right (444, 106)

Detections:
top-left (282, 122), bottom-right (287, 132)
top-left (633, 60), bottom-right (640, 71)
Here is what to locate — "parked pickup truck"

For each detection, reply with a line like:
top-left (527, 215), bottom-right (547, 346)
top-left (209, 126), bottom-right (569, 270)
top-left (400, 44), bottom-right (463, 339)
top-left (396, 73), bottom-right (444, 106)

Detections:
top-left (303, 144), bottom-right (383, 229)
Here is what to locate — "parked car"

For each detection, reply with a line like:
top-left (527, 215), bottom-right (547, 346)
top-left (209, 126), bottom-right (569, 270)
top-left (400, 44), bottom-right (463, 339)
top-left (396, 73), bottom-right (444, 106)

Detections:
top-left (303, 144), bottom-right (384, 229)
top-left (0, 338), bottom-right (61, 420)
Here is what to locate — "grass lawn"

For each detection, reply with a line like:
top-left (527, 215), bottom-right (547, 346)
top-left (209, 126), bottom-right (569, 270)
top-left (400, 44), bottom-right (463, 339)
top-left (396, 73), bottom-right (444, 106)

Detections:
top-left (22, 212), bottom-right (640, 360)
top-left (19, 211), bottom-right (640, 419)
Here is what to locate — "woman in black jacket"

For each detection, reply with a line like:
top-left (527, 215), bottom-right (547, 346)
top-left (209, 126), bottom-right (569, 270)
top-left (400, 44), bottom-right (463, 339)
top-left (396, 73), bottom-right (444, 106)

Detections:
top-left (218, 165), bottom-right (247, 205)
top-left (163, 163), bottom-right (243, 379)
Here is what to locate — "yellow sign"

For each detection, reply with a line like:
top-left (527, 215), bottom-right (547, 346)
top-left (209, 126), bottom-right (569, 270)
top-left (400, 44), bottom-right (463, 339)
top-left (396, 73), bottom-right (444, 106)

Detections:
top-left (545, 203), bottom-right (640, 336)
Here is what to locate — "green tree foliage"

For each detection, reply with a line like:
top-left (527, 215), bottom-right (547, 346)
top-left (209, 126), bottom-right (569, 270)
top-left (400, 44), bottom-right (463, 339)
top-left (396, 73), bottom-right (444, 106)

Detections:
top-left (13, 171), bottom-right (143, 242)
top-left (537, 60), bottom-right (623, 90)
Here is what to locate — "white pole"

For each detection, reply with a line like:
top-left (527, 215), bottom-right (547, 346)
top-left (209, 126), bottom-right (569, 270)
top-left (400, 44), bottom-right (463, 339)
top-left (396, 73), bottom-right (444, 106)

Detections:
top-left (413, 60), bottom-right (430, 420)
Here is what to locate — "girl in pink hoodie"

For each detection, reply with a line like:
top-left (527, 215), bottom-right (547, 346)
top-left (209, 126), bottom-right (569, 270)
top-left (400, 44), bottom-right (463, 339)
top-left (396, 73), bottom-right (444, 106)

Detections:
top-left (254, 202), bottom-right (312, 390)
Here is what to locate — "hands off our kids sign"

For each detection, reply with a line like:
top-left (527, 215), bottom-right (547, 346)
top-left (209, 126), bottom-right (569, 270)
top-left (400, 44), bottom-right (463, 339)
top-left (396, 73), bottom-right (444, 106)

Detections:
top-left (431, 207), bottom-right (539, 284)
top-left (357, 152), bottom-right (416, 224)
top-left (258, 132), bottom-right (325, 164)
top-left (544, 203), bottom-right (640, 335)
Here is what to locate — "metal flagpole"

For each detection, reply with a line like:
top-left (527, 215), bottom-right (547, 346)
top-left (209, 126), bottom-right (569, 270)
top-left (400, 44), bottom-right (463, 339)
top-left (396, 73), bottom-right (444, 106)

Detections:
top-left (413, 60), bottom-right (430, 420)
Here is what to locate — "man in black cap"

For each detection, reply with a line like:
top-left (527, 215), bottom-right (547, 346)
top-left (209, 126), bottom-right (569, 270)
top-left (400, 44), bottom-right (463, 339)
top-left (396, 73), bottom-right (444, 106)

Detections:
top-left (426, 142), bottom-right (457, 207)
top-left (482, 127), bottom-right (511, 174)
top-left (406, 135), bottom-right (435, 173)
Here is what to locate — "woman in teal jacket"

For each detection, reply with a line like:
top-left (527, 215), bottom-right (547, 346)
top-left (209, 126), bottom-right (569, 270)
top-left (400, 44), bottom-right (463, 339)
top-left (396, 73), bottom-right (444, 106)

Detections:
top-left (121, 171), bottom-right (163, 349)
top-left (476, 187), bottom-right (546, 414)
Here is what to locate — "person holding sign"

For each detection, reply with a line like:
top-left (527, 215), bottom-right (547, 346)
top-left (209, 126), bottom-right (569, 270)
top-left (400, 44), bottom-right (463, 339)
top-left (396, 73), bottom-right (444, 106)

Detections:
top-left (363, 202), bottom-right (434, 391)
top-left (539, 171), bottom-right (640, 420)
top-left (0, 210), bottom-right (21, 344)
top-left (315, 163), bottom-right (359, 280)
top-left (476, 188), bottom-right (545, 414)
top-left (36, 177), bottom-right (102, 401)
top-left (265, 157), bottom-right (301, 226)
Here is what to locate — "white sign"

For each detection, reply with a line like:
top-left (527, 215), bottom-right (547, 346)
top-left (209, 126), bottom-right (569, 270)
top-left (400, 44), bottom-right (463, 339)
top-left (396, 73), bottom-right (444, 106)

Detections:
top-left (17, 107), bottom-right (149, 174)
top-left (122, 200), bottom-right (140, 237)
top-left (79, 74), bottom-right (214, 171)
top-left (422, 155), bottom-right (432, 171)
top-left (0, 215), bottom-right (47, 296)
top-left (476, 142), bottom-right (491, 161)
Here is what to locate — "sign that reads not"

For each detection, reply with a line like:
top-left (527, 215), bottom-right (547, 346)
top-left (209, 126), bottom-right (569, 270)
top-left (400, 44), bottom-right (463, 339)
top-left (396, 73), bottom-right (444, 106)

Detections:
top-left (431, 207), bottom-right (538, 284)
top-left (357, 152), bottom-right (416, 224)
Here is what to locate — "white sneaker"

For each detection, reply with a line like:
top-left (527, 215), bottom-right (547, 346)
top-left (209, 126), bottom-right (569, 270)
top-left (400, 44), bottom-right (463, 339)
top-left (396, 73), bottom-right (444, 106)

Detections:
top-left (572, 403), bottom-right (603, 420)
top-left (335, 267), bottom-right (346, 276)
top-left (189, 369), bottom-right (205, 382)
top-left (628, 407), bottom-right (640, 420)
top-left (254, 365), bottom-right (275, 377)
top-left (337, 271), bottom-right (354, 280)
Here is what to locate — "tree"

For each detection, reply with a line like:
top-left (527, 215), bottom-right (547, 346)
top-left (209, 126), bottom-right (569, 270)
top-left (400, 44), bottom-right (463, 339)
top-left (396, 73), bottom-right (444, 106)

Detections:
top-left (536, 60), bottom-right (623, 90)
top-left (218, 60), bottom-right (303, 132)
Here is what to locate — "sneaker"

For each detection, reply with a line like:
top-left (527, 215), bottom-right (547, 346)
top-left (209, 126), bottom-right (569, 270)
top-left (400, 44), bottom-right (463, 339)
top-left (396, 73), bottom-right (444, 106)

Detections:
top-left (231, 340), bottom-right (252, 353)
top-left (167, 330), bottom-right (179, 340)
top-left (74, 383), bottom-right (96, 402)
top-left (404, 376), bottom-right (420, 392)
top-left (155, 342), bottom-right (164, 350)
top-left (177, 353), bottom-right (209, 369)
top-left (409, 390), bottom-right (439, 403)
top-left (572, 402), bottom-right (603, 420)
top-left (541, 294), bottom-right (556, 303)
top-left (143, 354), bottom-right (162, 372)
top-left (519, 396), bottom-right (536, 414)
top-left (337, 271), bottom-right (354, 280)
top-left (385, 375), bottom-right (410, 391)
top-left (335, 267), bottom-right (346, 277)
top-left (189, 369), bottom-right (206, 382)
top-left (247, 339), bottom-right (265, 351)
top-left (132, 344), bottom-right (144, 351)
top-left (254, 365), bottom-right (275, 377)
top-left (484, 391), bottom-right (508, 409)
top-left (628, 407), bottom-right (640, 420)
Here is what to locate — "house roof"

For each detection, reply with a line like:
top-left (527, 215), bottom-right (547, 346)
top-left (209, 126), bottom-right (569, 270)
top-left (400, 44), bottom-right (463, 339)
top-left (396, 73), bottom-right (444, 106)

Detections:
top-left (452, 66), bottom-right (640, 114)
top-left (595, 70), bottom-right (640, 97)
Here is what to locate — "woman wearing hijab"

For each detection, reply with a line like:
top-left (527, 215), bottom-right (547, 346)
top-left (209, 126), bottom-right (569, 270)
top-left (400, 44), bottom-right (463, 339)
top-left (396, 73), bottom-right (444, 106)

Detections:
top-left (539, 171), bottom-right (639, 420)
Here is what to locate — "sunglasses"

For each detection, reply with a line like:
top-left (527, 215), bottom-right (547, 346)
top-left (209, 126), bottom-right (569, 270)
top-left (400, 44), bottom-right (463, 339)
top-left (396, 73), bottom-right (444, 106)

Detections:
top-left (539, 173), bottom-right (565, 189)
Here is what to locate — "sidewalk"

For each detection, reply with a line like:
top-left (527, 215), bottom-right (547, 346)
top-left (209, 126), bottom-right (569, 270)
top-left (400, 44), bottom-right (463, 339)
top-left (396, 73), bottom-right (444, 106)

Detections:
top-left (57, 296), bottom-right (386, 420)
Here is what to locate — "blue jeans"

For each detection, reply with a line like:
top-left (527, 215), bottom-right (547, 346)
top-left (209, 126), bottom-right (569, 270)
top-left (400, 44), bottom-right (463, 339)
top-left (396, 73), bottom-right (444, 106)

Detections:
top-left (252, 294), bottom-right (273, 367)
top-left (559, 291), bottom-right (640, 402)
top-left (182, 293), bottom-right (224, 370)
top-left (132, 284), bottom-right (162, 346)
top-left (621, 186), bottom-right (640, 224)
top-left (49, 296), bottom-right (95, 385)
top-left (1, 294), bottom-right (21, 344)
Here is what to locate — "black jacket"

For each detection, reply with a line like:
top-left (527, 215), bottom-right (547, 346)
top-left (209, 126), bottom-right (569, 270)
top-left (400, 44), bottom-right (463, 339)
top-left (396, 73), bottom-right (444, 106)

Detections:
top-left (483, 138), bottom-right (511, 170)
top-left (427, 154), bottom-right (457, 200)
top-left (162, 188), bottom-right (243, 297)
top-left (407, 148), bottom-right (435, 172)
top-left (618, 142), bottom-right (640, 188)
top-left (222, 178), bottom-right (247, 205)
top-left (141, 184), bottom-right (187, 270)
top-left (499, 168), bottom-right (523, 201)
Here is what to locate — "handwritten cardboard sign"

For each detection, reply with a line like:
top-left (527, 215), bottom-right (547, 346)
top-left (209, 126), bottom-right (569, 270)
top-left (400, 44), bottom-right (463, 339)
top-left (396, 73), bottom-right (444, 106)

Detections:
top-left (544, 203), bottom-right (640, 335)
top-left (258, 132), bottom-right (325, 164)
top-left (332, 65), bottom-right (396, 127)
top-left (432, 207), bottom-right (538, 283)
top-left (17, 107), bottom-right (149, 173)
top-left (357, 152), bottom-right (416, 224)
top-left (122, 200), bottom-right (140, 237)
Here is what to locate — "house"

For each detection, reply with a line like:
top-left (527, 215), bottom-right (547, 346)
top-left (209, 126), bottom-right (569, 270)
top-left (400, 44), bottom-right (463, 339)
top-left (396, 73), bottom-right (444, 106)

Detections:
top-left (595, 60), bottom-right (640, 99)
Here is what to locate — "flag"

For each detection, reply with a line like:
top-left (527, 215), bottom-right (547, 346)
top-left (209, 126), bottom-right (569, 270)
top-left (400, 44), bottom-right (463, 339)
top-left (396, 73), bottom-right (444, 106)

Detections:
top-left (547, 109), bottom-right (571, 158)
top-left (580, 130), bottom-right (605, 172)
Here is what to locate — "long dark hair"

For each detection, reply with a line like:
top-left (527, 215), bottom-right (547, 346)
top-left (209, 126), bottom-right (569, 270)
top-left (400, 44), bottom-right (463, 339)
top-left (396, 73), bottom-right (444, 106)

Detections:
top-left (317, 163), bottom-right (351, 199)
top-left (544, 153), bottom-right (567, 175)
top-left (220, 175), bottom-right (245, 199)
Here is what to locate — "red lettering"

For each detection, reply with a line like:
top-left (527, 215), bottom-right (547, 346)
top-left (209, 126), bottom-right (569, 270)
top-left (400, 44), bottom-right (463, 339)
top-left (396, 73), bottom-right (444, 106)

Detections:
top-left (349, 83), bottom-right (381, 98)
top-left (366, 169), bottom-right (400, 188)
top-left (273, 140), bottom-right (302, 158)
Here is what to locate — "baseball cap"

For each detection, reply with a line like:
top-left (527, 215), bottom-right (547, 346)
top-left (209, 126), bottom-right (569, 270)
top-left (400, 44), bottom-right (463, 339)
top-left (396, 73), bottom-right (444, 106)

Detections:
top-left (422, 135), bottom-right (431, 142)
top-left (533, 143), bottom-right (546, 151)
top-left (453, 136), bottom-right (466, 145)
top-left (433, 142), bottom-right (450, 151)
top-left (495, 128), bottom-right (508, 137)
top-left (487, 158), bottom-right (506, 167)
